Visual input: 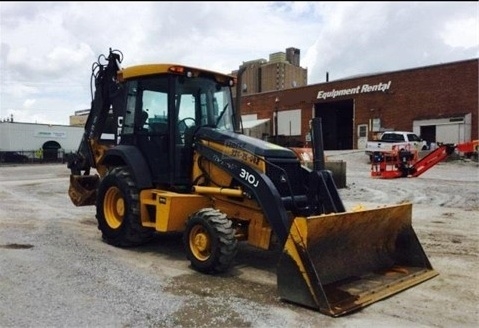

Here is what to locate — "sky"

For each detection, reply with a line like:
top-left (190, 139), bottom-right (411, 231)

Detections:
top-left (1, 1), bottom-right (478, 126)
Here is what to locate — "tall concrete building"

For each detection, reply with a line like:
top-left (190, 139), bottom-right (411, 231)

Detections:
top-left (69, 109), bottom-right (90, 127)
top-left (233, 47), bottom-right (308, 96)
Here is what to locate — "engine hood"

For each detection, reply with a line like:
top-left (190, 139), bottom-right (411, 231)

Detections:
top-left (196, 127), bottom-right (298, 159)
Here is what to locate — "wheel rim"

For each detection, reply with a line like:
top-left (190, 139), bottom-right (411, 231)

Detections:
top-left (189, 225), bottom-right (211, 261)
top-left (104, 186), bottom-right (124, 229)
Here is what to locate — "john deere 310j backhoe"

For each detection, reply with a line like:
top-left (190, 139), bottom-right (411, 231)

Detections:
top-left (67, 48), bottom-right (437, 317)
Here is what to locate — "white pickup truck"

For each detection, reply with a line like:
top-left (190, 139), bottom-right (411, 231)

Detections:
top-left (365, 131), bottom-right (428, 160)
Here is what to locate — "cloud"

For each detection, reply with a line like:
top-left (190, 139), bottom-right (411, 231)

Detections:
top-left (441, 18), bottom-right (478, 49)
top-left (3, 81), bottom-right (40, 98)
top-left (23, 99), bottom-right (36, 108)
top-left (1, 2), bottom-right (477, 125)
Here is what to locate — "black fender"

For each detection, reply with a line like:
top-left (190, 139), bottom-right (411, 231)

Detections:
top-left (101, 145), bottom-right (153, 189)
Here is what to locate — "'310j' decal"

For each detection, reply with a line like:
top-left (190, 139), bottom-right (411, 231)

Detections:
top-left (240, 168), bottom-right (259, 187)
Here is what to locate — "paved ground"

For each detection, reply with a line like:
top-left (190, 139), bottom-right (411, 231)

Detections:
top-left (0, 150), bottom-right (477, 327)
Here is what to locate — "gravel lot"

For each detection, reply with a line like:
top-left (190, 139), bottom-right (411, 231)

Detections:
top-left (0, 150), bottom-right (478, 328)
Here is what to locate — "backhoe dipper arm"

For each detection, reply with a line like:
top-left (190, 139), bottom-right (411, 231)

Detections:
top-left (68, 49), bottom-right (123, 175)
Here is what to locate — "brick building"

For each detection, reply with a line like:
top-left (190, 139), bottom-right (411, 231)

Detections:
top-left (238, 58), bottom-right (478, 150)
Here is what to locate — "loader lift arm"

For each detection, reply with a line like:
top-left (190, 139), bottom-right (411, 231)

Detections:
top-left (193, 117), bottom-right (346, 246)
top-left (194, 141), bottom-right (291, 243)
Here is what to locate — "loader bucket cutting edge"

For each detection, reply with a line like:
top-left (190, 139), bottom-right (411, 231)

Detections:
top-left (277, 203), bottom-right (438, 317)
top-left (68, 174), bottom-right (99, 207)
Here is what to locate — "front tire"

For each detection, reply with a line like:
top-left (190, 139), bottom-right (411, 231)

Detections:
top-left (96, 166), bottom-right (154, 247)
top-left (183, 208), bottom-right (237, 274)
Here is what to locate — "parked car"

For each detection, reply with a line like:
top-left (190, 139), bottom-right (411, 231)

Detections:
top-left (365, 131), bottom-right (428, 162)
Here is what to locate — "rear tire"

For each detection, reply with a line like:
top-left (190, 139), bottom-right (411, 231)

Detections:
top-left (183, 208), bottom-right (237, 274)
top-left (96, 166), bottom-right (154, 247)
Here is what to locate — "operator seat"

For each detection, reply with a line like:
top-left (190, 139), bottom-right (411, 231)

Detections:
top-left (184, 125), bottom-right (197, 147)
top-left (150, 122), bottom-right (168, 135)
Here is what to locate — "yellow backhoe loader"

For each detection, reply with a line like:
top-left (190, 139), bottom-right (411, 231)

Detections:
top-left (67, 48), bottom-right (437, 317)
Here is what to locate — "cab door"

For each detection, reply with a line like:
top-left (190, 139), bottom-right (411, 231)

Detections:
top-left (137, 89), bottom-right (170, 183)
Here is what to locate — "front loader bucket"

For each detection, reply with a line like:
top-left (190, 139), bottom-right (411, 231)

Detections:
top-left (68, 174), bottom-right (99, 207)
top-left (277, 203), bottom-right (438, 317)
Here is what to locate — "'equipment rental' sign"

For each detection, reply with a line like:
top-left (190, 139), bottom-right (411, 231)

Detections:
top-left (317, 81), bottom-right (392, 100)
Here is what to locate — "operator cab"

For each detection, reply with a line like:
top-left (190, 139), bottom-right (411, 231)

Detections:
top-left (118, 66), bottom-right (236, 191)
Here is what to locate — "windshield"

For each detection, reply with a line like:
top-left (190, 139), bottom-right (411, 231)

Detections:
top-left (407, 133), bottom-right (422, 142)
top-left (175, 76), bottom-right (235, 131)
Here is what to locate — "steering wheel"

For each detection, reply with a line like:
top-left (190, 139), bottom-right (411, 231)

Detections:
top-left (178, 117), bottom-right (196, 129)
top-left (178, 117), bottom-right (197, 143)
